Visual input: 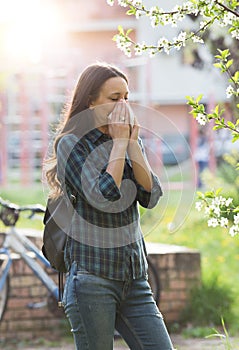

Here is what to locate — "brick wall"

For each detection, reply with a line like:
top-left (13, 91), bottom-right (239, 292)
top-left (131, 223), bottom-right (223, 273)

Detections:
top-left (147, 243), bottom-right (201, 325)
top-left (0, 237), bottom-right (201, 340)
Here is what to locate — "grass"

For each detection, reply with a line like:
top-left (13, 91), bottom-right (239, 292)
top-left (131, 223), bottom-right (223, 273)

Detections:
top-left (1, 183), bottom-right (239, 333)
top-left (141, 188), bottom-right (239, 332)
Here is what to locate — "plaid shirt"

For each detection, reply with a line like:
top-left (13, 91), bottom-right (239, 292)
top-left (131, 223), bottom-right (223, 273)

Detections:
top-left (57, 128), bottom-right (163, 280)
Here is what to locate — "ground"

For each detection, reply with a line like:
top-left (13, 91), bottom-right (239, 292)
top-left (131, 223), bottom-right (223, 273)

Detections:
top-left (1, 334), bottom-right (239, 350)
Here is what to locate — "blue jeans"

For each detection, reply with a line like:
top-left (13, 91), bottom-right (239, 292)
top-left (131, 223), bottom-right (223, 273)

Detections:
top-left (63, 262), bottom-right (174, 350)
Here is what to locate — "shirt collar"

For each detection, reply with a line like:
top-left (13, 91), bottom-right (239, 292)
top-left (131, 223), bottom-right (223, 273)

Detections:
top-left (85, 128), bottom-right (111, 144)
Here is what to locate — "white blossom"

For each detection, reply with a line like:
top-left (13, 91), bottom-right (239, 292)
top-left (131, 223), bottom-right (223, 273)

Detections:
top-left (182, 1), bottom-right (198, 15)
top-left (213, 196), bottom-right (226, 206)
top-left (205, 206), bottom-right (210, 215)
top-left (229, 224), bottom-right (239, 237)
top-left (196, 113), bottom-right (207, 126)
top-left (200, 21), bottom-right (207, 29)
top-left (225, 197), bottom-right (233, 207)
top-left (221, 12), bottom-right (236, 26)
top-left (118, 0), bottom-right (128, 7)
top-left (231, 29), bottom-right (239, 40)
top-left (157, 37), bottom-right (170, 54)
top-left (213, 205), bottom-right (221, 217)
top-left (208, 218), bottom-right (219, 227)
top-left (226, 85), bottom-right (234, 98)
top-left (149, 6), bottom-right (160, 28)
top-left (134, 42), bottom-right (145, 56)
top-left (114, 35), bottom-right (132, 57)
top-left (220, 217), bottom-right (228, 228)
top-left (135, 9), bottom-right (143, 19)
top-left (173, 31), bottom-right (187, 49)
top-left (131, 0), bottom-right (143, 6)
top-left (192, 35), bottom-right (204, 44)
top-left (106, 0), bottom-right (114, 5)
top-left (234, 213), bottom-right (239, 225)
top-left (195, 201), bottom-right (203, 211)
top-left (149, 49), bottom-right (157, 57)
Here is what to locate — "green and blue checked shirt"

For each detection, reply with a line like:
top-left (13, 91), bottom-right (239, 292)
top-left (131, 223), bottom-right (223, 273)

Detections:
top-left (57, 128), bottom-right (163, 280)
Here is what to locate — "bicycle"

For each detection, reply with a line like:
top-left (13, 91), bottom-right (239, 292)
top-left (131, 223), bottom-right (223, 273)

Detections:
top-left (0, 196), bottom-right (62, 322)
top-left (0, 196), bottom-right (160, 323)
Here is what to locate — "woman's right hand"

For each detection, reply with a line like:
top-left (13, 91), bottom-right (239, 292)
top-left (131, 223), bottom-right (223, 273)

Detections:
top-left (108, 100), bottom-right (130, 142)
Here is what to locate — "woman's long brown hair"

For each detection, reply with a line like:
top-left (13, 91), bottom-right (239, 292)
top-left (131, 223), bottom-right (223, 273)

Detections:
top-left (44, 62), bottom-right (128, 198)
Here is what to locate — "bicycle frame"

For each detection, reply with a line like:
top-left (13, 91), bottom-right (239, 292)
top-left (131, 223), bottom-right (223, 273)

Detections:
top-left (0, 225), bottom-right (59, 300)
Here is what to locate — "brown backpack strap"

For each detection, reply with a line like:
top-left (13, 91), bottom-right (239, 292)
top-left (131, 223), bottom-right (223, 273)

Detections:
top-left (58, 272), bottom-right (64, 307)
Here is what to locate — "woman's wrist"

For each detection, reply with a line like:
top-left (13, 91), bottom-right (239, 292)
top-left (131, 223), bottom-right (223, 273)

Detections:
top-left (127, 139), bottom-right (140, 158)
top-left (112, 138), bottom-right (128, 150)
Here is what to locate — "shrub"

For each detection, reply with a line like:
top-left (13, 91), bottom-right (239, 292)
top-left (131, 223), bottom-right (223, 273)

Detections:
top-left (180, 273), bottom-right (235, 327)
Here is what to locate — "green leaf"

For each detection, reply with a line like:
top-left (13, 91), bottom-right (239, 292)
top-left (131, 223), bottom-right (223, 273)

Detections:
top-left (204, 191), bottom-right (215, 198)
top-left (126, 28), bottom-right (133, 36)
top-left (127, 7), bottom-right (136, 16)
top-left (233, 71), bottom-right (239, 82)
top-left (227, 121), bottom-right (235, 128)
top-left (118, 25), bottom-right (124, 35)
top-left (232, 133), bottom-right (239, 142)
top-left (233, 206), bottom-right (239, 213)
top-left (215, 188), bottom-right (222, 196)
top-left (226, 59), bottom-right (233, 69)
top-left (213, 124), bottom-right (224, 130)
top-left (213, 63), bottom-right (222, 69)
top-left (196, 191), bottom-right (204, 199)
top-left (196, 94), bottom-right (203, 103)
top-left (220, 49), bottom-right (230, 60)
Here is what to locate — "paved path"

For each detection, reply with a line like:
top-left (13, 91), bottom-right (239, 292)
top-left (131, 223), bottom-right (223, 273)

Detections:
top-left (1, 334), bottom-right (239, 349)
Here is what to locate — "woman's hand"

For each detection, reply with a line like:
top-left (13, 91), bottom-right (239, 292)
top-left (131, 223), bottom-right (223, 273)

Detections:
top-left (129, 117), bottom-right (140, 142)
top-left (108, 100), bottom-right (130, 142)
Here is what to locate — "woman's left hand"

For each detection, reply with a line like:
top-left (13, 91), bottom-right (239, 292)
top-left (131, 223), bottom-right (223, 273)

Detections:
top-left (129, 117), bottom-right (140, 142)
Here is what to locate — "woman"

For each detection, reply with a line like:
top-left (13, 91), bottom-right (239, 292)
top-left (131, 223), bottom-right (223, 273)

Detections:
top-left (45, 62), bottom-right (174, 350)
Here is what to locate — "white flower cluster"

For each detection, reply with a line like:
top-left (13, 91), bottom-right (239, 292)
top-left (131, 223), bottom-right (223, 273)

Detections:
top-left (231, 28), bottom-right (239, 40)
top-left (196, 113), bottom-right (208, 126)
top-left (226, 85), bottom-right (239, 99)
top-left (157, 37), bottom-right (170, 54)
top-left (130, 0), bottom-right (143, 6)
top-left (192, 35), bottom-right (204, 44)
top-left (230, 213), bottom-right (239, 237)
top-left (195, 196), bottom-right (239, 236)
top-left (114, 34), bottom-right (132, 57)
top-left (220, 12), bottom-right (237, 27)
top-left (173, 31), bottom-right (187, 50)
top-left (149, 6), bottom-right (185, 28)
top-left (226, 85), bottom-right (234, 98)
top-left (107, 0), bottom-right (239, 58)
top-left (107, 0), bottom-right (143, 7)
top-left (134, 41), bottom-right (146, 56)
top-left (117, 0), bottom-right (128, 7)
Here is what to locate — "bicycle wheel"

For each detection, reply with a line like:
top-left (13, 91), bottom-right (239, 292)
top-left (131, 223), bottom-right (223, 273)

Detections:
top-left (0, 260), bottom-right (10, 322)
top-left (147, 256), bottom-right (160, 305)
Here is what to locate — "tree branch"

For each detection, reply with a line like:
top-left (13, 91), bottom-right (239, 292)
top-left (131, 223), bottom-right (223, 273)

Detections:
top-left (215, 0), bottom-right (239, 17)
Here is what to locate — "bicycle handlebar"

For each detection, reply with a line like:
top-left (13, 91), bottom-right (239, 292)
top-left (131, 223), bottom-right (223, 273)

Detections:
top-left (0, 197), bottom-right (45, 226)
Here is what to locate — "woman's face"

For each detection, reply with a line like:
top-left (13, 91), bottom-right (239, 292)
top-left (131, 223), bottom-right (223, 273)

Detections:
top-left (90, 76), bottom-right (129, 131)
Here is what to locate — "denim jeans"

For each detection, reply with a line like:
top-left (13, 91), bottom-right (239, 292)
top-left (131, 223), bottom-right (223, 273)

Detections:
top-left (63, 262), bottom-right (174, 350)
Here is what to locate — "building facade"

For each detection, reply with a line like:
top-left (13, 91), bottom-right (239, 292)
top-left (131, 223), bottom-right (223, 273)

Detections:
top-left (0, 0), bottom-right (228, 186)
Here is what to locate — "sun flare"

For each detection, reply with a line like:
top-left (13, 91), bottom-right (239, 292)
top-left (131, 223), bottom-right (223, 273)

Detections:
top-left (0, 0), bottom-right (64, 64)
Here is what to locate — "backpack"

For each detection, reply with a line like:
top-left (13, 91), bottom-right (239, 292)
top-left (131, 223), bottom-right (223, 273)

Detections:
top-left (42, 192), bottom-right (76, 273)
top-left (42, 191), bottom-right (76, 307)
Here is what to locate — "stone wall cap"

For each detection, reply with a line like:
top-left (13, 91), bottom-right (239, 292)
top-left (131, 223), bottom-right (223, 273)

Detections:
top-left (146, 242), bottom-right (199, 254)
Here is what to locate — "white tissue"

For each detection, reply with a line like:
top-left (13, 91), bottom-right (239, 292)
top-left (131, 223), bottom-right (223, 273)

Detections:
top-left (107, 104), bottom-right (134, 128)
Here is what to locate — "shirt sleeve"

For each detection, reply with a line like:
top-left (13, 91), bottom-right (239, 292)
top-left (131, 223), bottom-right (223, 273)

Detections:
top-left (99, 172), bottom-right (121, 201)
top-left (136, 173), bottom-right (163, 209)
top-left (56, 134), bottom-right (121, 211)
top-left (134, 137), bottom-right (163, 208)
